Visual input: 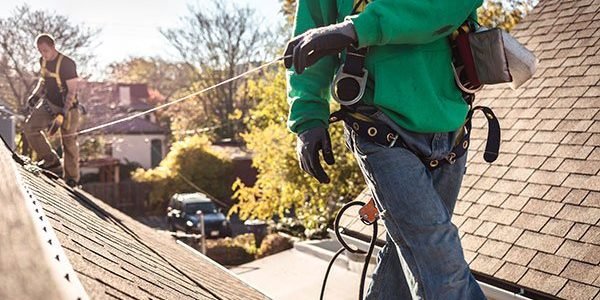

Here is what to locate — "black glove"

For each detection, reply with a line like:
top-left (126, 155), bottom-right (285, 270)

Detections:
top-left (296, 127), bottom-right (335, 184)
top-left (284, 20), bottom-right (357, 74)
top-left (27, 94), bottom-right (40, 108)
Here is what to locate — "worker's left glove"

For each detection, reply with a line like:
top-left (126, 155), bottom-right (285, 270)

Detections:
top-left (284, 20), bottom-right (357, 74)
top-left (48, 108), bottom-right (68, 136)
top-left (296, 127), bottom-right (335, 184)
top-left (48, 114), bottom-right (64, 136)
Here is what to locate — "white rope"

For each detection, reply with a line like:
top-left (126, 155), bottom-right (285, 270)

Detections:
top-left (69, 56), bottom-right (285, 137)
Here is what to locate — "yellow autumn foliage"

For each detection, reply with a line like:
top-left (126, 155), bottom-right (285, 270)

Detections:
top-left (132, 135), bottom-right (234, 213)
top-left (231, 65), bottom-right (365, 237)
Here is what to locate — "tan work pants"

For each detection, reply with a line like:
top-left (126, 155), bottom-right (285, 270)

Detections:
top-left (23, 100), bottom-right (80, 181)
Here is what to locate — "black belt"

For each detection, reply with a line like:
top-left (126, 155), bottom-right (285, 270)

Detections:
top-left (330, 106), bottom-right (500, 169)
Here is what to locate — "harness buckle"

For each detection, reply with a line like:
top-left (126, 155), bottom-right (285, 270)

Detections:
top-left (446, 152), bottom-right (457, 164)
top-left (386, 133), bottom-right (398, 148)
top-left (331, 64), bottom-right (369, 106)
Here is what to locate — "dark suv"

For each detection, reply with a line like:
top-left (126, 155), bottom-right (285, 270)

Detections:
top-left (166, 192), bottom-right (231, 238)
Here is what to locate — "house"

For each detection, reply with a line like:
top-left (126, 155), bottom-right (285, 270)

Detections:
top-left (79, 82), bottom-right (169, 171)
top-left (0, 136), bottom-right (268, 299)
top-left (337, 0), bottom-right (600, 299)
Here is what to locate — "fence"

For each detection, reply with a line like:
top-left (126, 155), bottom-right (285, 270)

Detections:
top-left (83, 181), bottom-right (151, 216)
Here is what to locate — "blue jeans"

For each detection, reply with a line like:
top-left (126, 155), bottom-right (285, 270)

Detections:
top-left (344, 118), bottom-right (486, 300)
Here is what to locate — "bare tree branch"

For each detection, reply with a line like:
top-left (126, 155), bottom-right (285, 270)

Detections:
top-left (0, 4), bottom-right (99, 112)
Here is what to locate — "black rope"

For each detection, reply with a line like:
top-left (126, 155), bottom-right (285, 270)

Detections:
top-left (320, 200), bottom-right (378, 300)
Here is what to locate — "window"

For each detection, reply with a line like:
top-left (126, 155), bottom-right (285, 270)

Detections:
top-left (150, 139), bottom-right (162, 168)
top-left (119, 86), bottom-right (131, 106)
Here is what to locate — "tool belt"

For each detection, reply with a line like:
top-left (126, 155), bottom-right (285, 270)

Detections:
top-left (330, 104), bottom-right (500, 169)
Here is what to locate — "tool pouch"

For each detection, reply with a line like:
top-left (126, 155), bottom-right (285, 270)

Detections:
top-left (453, 26), bottom-right (537, 92)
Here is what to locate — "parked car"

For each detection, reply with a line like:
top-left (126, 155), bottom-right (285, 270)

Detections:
top-left (166, 192), bottom-right (231, 238)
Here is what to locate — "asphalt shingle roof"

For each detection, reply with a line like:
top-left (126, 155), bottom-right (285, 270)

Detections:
top-left (346, 0), bottom-right (600, 298)
top-left (457, 0), bottom-right (600, 298)
top-left (0, 140), bottom-right (267, 300)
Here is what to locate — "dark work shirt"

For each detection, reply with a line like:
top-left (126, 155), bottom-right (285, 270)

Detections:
top-left (39, 54), bottom-right (78, 107)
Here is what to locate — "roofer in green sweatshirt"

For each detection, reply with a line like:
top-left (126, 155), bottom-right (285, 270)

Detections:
top-left (285, 0), bottom-right (487, 299)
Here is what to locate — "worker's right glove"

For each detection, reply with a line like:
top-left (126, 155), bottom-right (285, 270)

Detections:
top-left (284, 20), bottom-right (358, 74)
top-left (296, 127), bottom-right (335, 184)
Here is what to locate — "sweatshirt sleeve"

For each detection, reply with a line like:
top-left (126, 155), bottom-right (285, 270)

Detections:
top-left (347, 0), bottom-right (483, 47)
top-left (287, 0), bottom-right (339, 134)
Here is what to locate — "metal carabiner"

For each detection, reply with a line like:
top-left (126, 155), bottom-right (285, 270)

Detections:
top-left (330, 63), bottom-right (369, 106)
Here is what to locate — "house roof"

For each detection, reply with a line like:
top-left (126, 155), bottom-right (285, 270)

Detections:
top-left (457, 0), bottom-right (600, 298)
top-left (346, 0), bottom-right (600, 298)
top-left (0, 139), bottom-right (268, 299)
top-left (85, 115), bottom-right (169, 135)
top-left (0, 105), bottom-right (14, 117)
top-left (79, 82), bottom-right (168, 135)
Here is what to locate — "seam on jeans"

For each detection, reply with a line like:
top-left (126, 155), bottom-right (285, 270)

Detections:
top-left (366, 245), bottom-right (392, 298)
top-left (355, 141), bottom-right (429, 300)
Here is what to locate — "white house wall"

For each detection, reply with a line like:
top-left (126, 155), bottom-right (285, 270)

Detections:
top-left (107, 134), bottom-right (166, 169)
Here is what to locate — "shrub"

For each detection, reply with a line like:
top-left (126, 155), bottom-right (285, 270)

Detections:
top-left (256, 233), bottom-right (293, 259)
top-left (131, 135), bottom-right (234, 214)
top-left (205, 234), bottom-right (257, 266)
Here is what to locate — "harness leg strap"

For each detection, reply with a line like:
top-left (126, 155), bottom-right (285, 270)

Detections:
top-left (468, 106), bottom-right (500, 163)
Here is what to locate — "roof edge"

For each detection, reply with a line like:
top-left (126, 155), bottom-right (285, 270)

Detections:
top-left (1, 139), bottom-right (90, 300)
top-left (175, 239), bottom-right (271, 299)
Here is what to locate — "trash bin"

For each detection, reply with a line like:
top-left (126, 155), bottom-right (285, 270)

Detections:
top-left (244, 219), bottom-right (268, 247)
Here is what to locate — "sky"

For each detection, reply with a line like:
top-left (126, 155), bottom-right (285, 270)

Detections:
top-left (0, 0), bottom-right (285, 75)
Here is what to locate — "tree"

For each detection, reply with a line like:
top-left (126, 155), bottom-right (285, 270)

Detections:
top-left (477, 0), bottom-right (536, 31)
top-left (161, 1), bottom-right (273, 140)
top-left (279, 0), bottom-right (535, 32)
top-left (131, 135), bottom-right (235, 213)
top-left (0, 4), bottom-right (99, 113)
top-left (280, 0), bottom-right (297, 27)
top-left (107, 57), bottom-right (194, 103)
top-left (230, 65), bottom-right (365, 237)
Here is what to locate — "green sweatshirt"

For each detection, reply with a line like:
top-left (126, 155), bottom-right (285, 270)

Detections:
top-left (287, 0), bottom-right (482, 134)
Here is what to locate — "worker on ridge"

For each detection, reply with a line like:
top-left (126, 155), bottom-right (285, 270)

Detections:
top-left (24, 33), bottom-right (81, 188)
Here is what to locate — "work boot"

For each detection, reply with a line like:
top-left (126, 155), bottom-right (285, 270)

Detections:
top-left (36, 158), bottom-right (62, 176)
top-left (65, 178), bottom-right (78, 188)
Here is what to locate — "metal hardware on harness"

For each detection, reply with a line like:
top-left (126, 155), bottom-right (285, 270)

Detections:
top-left (429, 160), bottom-right (439, 168)
top-left (321, 200), bottom-right (378, 300)
top-left (359, 198), bottom-right (379, 225)
top-left (386, 133), bottom-right (398, 148)
top-left (331, 63), bottom-right (369, 106)
top-left (451, 62), bottom-right (484, 94)
top-left (367, 127), bottom-right (377, 137)
top-left (446, 152), bottom-right (457, 164)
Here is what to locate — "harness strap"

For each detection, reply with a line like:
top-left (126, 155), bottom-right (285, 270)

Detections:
top-left (330, 105), bottom-right (500, 169)
top-left (468, 106), bottom-right (500, 162)
top-left (41, 54), bottom-right (64, 93)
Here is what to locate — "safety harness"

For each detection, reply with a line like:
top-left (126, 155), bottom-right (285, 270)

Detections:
top-left (39, 53), bottom-right (78, 132)
top-left (41, 53), bottom-right (65, 94)
top-left (328, 0), bottom-right (501, 169)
